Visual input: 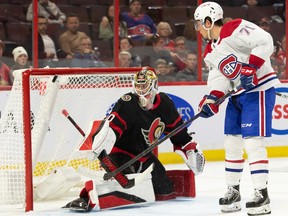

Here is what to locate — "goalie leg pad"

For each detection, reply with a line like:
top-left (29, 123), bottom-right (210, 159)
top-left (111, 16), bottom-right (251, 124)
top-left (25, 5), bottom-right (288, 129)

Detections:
top-left (166, 170), bottom-right (195, 198)
top-left (98, 172), bottom-right (155, 209)
top-left (34, 167), bottom-right (81, 200)
top-left (66, 171), bottom-right (155, 212)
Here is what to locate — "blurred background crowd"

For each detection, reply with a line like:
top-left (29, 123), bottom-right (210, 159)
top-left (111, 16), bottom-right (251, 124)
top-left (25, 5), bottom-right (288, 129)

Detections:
top-left (0, 0), bottom-right (286, 86)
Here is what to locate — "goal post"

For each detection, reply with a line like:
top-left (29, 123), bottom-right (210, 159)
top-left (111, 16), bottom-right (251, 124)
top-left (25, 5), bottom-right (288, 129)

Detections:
top-left (0, 67), bottom-right (142, 211)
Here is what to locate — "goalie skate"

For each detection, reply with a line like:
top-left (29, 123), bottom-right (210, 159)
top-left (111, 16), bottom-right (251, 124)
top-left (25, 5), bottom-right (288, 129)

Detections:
top-left (246, 188), bottom-right (271, 216)
top-left (63, 198), bottom-right (92, 212)
top-left (219, 185), bottom-right (241, 213)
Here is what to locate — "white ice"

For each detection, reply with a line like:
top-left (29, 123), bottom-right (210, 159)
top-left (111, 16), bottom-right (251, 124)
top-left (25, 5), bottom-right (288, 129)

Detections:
top-left (1, 158), bottom-right (287, 216)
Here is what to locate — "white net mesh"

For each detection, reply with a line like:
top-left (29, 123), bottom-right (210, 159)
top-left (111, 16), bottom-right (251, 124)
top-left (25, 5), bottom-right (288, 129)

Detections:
top-left (0, 68), bottom-right (136, 208)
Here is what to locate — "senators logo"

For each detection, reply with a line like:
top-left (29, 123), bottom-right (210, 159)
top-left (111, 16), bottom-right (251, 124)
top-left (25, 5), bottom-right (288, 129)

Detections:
top-left (141, 118), bottom-right (165, 145)
top-left (218, 54), bottom-right (242, 80)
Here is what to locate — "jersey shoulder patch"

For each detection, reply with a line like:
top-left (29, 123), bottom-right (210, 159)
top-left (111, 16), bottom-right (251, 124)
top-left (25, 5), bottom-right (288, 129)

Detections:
top-left (121, 94), bottom-right (132, 102)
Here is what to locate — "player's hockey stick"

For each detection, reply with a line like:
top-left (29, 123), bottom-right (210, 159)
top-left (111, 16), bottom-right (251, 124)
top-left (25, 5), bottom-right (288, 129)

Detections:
top-left (276, 92), bottom-right (288, 100)
top-left (103, 86), bottom-right (242, 181)
top-left (62, 109), bottom-right (153, 189)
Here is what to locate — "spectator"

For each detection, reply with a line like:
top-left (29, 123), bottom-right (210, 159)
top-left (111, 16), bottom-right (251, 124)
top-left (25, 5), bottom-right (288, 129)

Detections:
top-left (223, 17), bottom-right (233, 23)
top-left (241, 0), bottom-right (274, 7)
top-left (10, 46), bottom-right (31, 84)
top-left (141, 35), bottom-right (174, 68)
top-left (258, 17), bottom-right (280, 66)
top-left (59, 14), bottom-right (88, 59)
top-left (23, 16), bottom-right (66, 68)
top-left (183, 19), bottom-right (198, 53)
top-left (70, 36), bottom-right (106, 68)
top-left (275, 34), bottom-right (286, 78)
top-left (26, 0), bottom-right (66, 25)
top-left (154, 58), bottom-right (176, 82)
top-left (156, 22), bottom-right (175, 52)
top-left (170, 36), bottom-right (188, 72)
top-left (0, 41), bottom-right (11, 86)
top-left (176, 52), bottom-right (198, 81)
top-left (99, 5), bottom-right (128, 40)
top-left (119, 51), bottom-right (132, 67)
top-left (119, 37), bottom-right (141, 66)
top-left (120, 0), bottom-right (157, 41)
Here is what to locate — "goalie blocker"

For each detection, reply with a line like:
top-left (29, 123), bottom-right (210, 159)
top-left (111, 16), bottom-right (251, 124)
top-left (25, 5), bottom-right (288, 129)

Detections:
top-left (63, 169), bottom-right (196, 212)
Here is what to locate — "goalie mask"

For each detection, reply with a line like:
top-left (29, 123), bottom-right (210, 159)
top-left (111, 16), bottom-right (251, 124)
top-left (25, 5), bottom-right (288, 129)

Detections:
top-left (133, 67), bottom-right (158, 110)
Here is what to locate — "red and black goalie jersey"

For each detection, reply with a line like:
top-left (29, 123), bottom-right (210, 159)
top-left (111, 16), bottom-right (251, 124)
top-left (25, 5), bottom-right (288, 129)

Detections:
top-left (108, 92), bottom-right (192, 157)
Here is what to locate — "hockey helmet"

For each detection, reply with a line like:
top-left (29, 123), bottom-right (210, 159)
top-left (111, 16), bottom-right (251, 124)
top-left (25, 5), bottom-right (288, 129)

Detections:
top-left (194, 1), bottom-right (223, 29)
top-left (133, 67), bottom-right (158, 110)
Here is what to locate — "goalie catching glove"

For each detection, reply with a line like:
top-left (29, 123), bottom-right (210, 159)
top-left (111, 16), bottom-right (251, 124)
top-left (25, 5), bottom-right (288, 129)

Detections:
top-left (174, 141), bottom-right (205, 175)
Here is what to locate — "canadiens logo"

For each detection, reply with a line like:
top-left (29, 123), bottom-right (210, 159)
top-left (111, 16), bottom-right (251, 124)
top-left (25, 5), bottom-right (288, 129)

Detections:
top-left (218, 54), bottom-right (242, 80)
top-left (141, 118), bottom-right (165, 145)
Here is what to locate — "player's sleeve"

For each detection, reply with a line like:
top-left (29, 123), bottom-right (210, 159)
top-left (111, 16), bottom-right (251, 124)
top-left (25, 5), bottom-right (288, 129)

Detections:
top-left (206, 67), bottom-right (231, 94)
top-left (234, 23), bottom-right (274, 68)
top-left (108, 96), bottom-right (134, 139)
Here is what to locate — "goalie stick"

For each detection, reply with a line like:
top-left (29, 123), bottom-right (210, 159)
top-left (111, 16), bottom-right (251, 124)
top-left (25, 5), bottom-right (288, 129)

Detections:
top-left (62, 109), bottom-right (153, 189)
top-left (103, 86), bottom-right (242, 181)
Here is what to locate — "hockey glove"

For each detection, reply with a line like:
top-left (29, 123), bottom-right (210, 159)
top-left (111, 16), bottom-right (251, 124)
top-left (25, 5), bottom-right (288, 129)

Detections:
top-left (240, 64), bottom-right (258, 90)
top-left (198, 90), bottom-right (224, 118)
top-left (174, 142), bottom-right (205, 175)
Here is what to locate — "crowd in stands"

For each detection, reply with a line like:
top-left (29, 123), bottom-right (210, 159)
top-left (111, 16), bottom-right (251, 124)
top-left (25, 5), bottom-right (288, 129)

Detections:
top-left (0, 0), bottom-right (286, 86)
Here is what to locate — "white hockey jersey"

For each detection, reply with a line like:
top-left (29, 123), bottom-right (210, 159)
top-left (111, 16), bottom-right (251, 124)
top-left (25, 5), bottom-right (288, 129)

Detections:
top-left (204, 18), bottom-right (280, 95)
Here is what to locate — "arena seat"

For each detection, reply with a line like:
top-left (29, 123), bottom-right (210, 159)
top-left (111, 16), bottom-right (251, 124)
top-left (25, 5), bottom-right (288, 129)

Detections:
top-left (162, 6), bottom-right (190, 24)
top-left (166, 0), bottom-right (197, 7)
top-left (46, 23), bottom-right (64, 41)
top-left (222, 6), bottom-right (248, 20)
top-left (0, 22), bottom-right (7, 41)
top-left (6, 22), bottom-right (31, 45)
top-left (78, 22), bottom-right (92, 38)
top-left (97, 0), bottom-right (114, 5)
top-left (0, 4), bottom-right (26, 22)
top-left (10, 0), bottom-right (32, 4)
top-left (91, 23), bottom-right (100, 40)
top-left (93, 39), bottom-right (113, 61)
top-left (50, 0), bottom-right (69, 4)
top-left (89, 5), bottom-right (108, 23)
top-left (58, 5), bottom-right (90, 22)
top-left (270, 23), bottom-right (285, 42)
top-left (247, 6), bottom-right (275, 23)
top-left (69, 0), bottom-right (96, 5)
top-left (147, 6), bottom-right (163, 24)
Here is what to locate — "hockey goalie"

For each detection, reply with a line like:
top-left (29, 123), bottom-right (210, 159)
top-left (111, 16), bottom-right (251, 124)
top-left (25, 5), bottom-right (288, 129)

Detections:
top-left (63, 68), bottom-right (205, 212)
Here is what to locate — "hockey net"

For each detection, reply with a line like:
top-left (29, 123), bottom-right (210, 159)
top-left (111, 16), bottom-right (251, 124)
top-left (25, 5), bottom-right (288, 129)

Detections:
top-left (0, 67), bottom-right (141, 211)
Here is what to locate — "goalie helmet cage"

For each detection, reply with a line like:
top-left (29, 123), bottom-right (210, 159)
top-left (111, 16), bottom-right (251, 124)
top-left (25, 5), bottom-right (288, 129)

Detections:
top-left (0, 67), bottom-right (149, 212)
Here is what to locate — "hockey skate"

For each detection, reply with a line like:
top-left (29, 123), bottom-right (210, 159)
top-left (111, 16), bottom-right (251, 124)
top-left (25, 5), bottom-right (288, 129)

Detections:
top-left (219, 185), bottom-right (241, 213)
top-left (62, 197), bottom-right (92, 212)
top-left (246, 188), bottom-right (271, 216)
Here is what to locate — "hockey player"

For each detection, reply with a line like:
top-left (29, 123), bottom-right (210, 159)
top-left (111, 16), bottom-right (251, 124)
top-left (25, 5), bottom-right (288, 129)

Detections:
top-left (194, 2), bottom-right (280, 216)
top-left (64, 67), bottom-right (205, 212)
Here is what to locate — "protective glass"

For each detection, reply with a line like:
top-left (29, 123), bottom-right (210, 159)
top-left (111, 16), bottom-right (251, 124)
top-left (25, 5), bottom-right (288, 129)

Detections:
top-left (194, 20), bottom-right (202, 31)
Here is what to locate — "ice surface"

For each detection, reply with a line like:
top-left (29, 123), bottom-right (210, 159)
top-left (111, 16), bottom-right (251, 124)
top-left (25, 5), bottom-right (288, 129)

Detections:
top-left (1, 158), bottom-right (287, 216)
